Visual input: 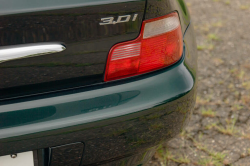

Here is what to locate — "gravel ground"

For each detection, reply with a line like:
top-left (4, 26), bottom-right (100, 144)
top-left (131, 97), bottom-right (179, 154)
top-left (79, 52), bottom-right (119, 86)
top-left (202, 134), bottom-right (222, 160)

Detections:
top-left (148, 0), bottom-right (250, 165)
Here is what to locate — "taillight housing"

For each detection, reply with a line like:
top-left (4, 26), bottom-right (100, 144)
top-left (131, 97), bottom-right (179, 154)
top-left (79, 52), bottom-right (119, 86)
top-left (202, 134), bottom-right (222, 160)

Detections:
top-left (104, 12), bottom-right (183, 82)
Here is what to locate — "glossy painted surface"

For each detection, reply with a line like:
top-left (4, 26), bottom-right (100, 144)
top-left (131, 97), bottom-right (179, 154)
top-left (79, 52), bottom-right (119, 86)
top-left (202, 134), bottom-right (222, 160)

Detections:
top-left (145, 0), bottom-right (191, 34)
top-left (0, 0), bottom-right (191, 101)
top-left (0, 54), bottom-right (192, 138)
top-left (0, 0), bottom-right (197, 165)
top-left (0, 21), bottom-right (197, 165)
top-left (0, 0), bottom-right (145, 100)
top-left (0, 0), bottom-right (143, 16)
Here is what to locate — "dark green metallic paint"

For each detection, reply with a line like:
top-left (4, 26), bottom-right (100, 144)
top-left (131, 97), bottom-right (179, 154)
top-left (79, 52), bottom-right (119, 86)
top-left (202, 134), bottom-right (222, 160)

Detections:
top-left (0, 0), bottom-right (197, 165)
top-left (0, 0), bottom-right (144, 16)
top-left (0, 1), bottom-right (145, 99)
top-left (145, 0), bottom-right (191, 34)
top-left (0, 51), bottom-right (193, 138)
top-left (0, 22), bottom-right (197, 165)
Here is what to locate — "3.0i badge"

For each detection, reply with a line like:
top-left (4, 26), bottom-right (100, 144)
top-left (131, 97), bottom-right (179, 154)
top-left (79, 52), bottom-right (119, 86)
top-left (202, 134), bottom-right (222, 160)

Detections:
top-left (99, 14), bottom-right (138, 25)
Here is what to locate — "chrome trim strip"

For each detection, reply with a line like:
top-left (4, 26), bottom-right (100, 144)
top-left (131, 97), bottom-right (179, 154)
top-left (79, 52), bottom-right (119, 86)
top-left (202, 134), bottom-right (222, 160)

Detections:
top-left (0, 43), bottom-right (66, 63)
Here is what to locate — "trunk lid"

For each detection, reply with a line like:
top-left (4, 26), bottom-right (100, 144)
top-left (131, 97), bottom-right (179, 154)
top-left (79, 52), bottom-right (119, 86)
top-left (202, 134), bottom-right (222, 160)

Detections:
top-left (0, 0), bottom-right (145, 100)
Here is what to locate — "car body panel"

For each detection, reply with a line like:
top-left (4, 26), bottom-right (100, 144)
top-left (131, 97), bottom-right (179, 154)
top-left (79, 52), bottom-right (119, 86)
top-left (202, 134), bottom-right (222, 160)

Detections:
top-left (0, 53), bottom-right (192, 139)
top-left (0, 0), bottom-right (144, 16)
top-left (0, 1), bottom-right (145, 100)
top-left (145, 0), bottom-right (191, 33)
top-left (0, 21), bottom-right (197, 165)
top-left (0, 0), bottom-right (197, 165)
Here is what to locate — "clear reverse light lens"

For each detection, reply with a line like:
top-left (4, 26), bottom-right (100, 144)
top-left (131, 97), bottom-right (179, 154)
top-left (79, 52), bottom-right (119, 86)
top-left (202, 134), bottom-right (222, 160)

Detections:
top-left (105, 12), bottom-right (183, 82)
top-left (143, 16), bottom-right (180, 39)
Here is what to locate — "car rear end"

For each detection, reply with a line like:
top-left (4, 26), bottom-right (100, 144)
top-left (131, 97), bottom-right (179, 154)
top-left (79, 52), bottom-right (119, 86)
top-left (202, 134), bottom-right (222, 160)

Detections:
top-left (0, 0), bottom-right (197, 165)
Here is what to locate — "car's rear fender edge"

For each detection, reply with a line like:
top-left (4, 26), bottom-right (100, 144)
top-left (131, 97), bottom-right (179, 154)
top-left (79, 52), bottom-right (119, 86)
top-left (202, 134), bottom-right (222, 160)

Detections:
top-left (145, 0), bottom-right (191, 34)
top-left (0, 21), bottom-right (197, 165)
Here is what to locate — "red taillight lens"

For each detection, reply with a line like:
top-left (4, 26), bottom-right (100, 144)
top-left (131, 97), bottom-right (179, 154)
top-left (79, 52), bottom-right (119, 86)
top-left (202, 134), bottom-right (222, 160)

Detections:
top-left (105, 12), bottom-right (183, 82)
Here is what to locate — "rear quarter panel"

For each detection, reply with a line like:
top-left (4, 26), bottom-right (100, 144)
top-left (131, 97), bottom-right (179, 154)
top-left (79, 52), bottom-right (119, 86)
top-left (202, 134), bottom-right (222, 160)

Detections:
top-left (0, 0), bottom-right (197, 165)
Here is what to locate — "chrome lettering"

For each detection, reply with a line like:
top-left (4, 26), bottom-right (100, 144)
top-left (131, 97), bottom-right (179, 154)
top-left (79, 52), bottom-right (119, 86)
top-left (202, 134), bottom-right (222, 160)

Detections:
top-left (100, 14), bottom-right (138, 25)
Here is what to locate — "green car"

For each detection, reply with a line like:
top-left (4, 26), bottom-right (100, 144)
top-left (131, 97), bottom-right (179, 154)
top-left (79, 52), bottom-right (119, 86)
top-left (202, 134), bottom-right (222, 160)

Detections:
top-left (0, 0), bottom-right (197, 165)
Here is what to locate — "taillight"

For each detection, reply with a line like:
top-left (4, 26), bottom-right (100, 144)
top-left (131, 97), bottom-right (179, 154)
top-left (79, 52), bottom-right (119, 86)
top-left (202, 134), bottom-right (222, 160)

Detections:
top-left (104, 12), bottom-right (183, 82)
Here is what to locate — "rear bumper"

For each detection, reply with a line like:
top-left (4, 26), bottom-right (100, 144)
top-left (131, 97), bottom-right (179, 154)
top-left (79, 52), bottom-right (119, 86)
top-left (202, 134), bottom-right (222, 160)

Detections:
top-left (0, 23), bottom-right (197, 165)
